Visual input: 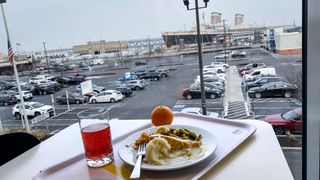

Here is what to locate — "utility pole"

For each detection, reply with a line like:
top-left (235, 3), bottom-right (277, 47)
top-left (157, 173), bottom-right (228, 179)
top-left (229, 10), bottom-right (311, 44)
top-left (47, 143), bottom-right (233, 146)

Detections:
top-left (1, 2), bottom-right (30, 133)
top-left (223, 19), bottom-right (227, 63)
top-left (42, 42), bottom-right (50, 74)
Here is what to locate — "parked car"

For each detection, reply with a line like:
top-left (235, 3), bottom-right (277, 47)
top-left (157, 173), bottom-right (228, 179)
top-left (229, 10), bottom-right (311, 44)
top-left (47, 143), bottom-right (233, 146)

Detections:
top-left (73, 90), bottom-right (98, 98)
top-left (195, 77), bottom-right (225, 86)
top-left (203, 72), bottom-right (227, 80)
top-left (55, 93), bottom-right (88, 104)
top-left (238, 63), bottom-right (266, 74)
top-left (248, 82), bottom-right (297, 98)
top-left (139, 72), bottom-right (162, 81)
top-left (0, 93), bottom-right (17, 106)
top-left (29, 77), bottom-right (46, 84)
top-left (264, 108), bottom-right (302, 135)
top-left (32, 84), bottom-right (55, 95)
top-left (12, 102), bottom-right (54, 120)
top-left (90, 59), bottom-right (104, 65)
top-left (214, 53), bottom-right (229, 59)
top-left (37, 80), bottom-right (61, 91)
top-left (90, 90), bottom-right (123, 103)
top-left (135, 60), bottom-right (147, 66)
top-left (231, 50), bottom-right (246, 58)
top-left (15, 91), bottom-right (33, 101)
top-left (115, 87), bottom-right (132, 97)
top-left (204, 65), bottom-right (226, 73)
top-left (155, 69), bottom-right (169, 77)
top-left (125, 80), bottom-right (146, 90)
top-left (191, 82), bottom-right (224, 93)
top-left (118, 74), bottom-right (139, 82)
top-left (52, 77), bottom-right (71, 85)
top-left (63, 65), bottom-right (74, 71)
top-left (134, 70), bottom-right (147, 78)
top-left (182, 86), bottom-right (222, 100)
top-left (211, 62), bottom-right (229, 68)
top-left (245, 77), bottom-right (288, 91)
top-left (34, 74), bottom-right (55, 81)
top-left (0, 80), bottom-right (14, 90)
top-left (180, 107), bottom-right (219, 118)
top-left (66, 76), bottom-right (85, 85)
top-left (244, 67), bottom-right (276, 79)
top-left (190, 83), bottom-right (223, 94)
top-left (76, 84), bottom-right (105, 93)
top-left (9, 85), bottom-right (35, 93)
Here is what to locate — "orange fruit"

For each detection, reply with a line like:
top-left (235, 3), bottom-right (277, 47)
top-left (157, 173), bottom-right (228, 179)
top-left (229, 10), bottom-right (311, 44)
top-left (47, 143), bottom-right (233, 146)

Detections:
top-left (151, 105), bottom-right (174, 126)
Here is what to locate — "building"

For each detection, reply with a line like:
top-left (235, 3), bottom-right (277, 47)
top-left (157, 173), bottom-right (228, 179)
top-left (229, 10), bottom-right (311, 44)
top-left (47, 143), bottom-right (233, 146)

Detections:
top-left (127, 38), bottom-right (166, 55)
top-left (0, 53), bottom-right (33, 74)
top-left (29, 48), bottom-right (73, 60)
top-left (162, 24), bottom-right (265, 48)
top-left (272, 27), bottom-right (302, 55)
top-left (235, 14), bottom-right (244, 26)
top-left (211, 12), bottom-right (222, 26)
top-left (73, 40), bottom-right (128, 55)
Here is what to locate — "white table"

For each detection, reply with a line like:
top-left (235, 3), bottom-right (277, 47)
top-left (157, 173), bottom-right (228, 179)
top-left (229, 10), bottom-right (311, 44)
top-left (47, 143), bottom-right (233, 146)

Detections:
top-left (0, 120), bottom-right (293, 180)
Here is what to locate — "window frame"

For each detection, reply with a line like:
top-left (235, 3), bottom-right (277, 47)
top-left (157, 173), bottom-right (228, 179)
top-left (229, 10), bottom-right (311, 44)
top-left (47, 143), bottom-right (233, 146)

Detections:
top-left (304, 0), bottom-right (320, 179)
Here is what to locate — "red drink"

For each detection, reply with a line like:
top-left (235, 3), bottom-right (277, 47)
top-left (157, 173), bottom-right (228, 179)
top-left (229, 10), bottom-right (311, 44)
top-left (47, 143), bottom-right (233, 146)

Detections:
top-left (81, 123), bottom-right (113, 160)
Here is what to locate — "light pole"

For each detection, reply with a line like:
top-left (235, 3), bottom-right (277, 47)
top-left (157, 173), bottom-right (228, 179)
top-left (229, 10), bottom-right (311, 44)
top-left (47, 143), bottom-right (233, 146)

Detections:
top-left (183, 0), bottom-right (209, 115)
top-left (42, 42), bottom-right (50, 74)
top-left (1, 0), bottom-right (30, 133)
top-left (223, 19), bottom-right (227, 63)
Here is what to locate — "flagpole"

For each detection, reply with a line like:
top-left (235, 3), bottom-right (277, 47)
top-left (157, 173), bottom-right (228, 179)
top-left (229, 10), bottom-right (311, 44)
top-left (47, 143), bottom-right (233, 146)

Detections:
top-left (1, 3), bottom-right (30, 133)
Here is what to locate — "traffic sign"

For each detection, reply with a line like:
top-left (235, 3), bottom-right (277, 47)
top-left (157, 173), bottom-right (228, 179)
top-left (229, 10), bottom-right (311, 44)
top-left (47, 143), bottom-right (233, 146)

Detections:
top-left (80, 80), bottom-right (93, 95)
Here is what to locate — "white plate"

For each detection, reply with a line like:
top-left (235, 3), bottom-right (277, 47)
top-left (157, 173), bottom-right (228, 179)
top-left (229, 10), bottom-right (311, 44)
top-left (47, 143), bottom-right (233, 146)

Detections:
top-left (118, 125), bottom-right (218, 171)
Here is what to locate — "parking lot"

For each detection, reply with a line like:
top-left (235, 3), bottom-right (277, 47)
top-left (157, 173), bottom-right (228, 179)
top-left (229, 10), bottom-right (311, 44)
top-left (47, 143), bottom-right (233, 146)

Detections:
top-left (0, 48), bottom-right (302, 137)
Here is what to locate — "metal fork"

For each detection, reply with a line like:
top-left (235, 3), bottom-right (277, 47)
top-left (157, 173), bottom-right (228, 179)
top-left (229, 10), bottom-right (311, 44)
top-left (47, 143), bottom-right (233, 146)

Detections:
top-left (130, 143), bottom-right (146, 179)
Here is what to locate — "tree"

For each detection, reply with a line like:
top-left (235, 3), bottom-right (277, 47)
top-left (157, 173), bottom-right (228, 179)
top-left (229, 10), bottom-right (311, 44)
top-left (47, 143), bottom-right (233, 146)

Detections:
top-left (285, 68), bottom-right (302, 102)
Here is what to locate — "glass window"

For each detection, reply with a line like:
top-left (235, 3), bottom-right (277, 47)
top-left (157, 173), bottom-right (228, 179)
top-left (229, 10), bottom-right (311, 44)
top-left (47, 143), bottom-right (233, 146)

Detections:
top-left (0, 0), bottom-right (304, 179)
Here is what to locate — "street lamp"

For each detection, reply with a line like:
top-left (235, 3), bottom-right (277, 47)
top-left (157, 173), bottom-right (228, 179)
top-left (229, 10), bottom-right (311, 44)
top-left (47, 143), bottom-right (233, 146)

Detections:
top-left (182, 0), bottom-right (209, 115)
top-left (223, 19), bottom-right (227, 63)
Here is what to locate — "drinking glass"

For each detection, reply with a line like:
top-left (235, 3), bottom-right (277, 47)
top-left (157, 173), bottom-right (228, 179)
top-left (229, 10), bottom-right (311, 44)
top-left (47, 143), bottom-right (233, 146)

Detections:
top-left (78, 108), bottom-right (113, 167)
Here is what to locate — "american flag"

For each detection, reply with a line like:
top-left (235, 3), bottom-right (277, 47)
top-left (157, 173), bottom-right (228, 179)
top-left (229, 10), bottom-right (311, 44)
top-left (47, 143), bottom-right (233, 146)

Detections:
top-left (7, 40), bottom-right (13, 65)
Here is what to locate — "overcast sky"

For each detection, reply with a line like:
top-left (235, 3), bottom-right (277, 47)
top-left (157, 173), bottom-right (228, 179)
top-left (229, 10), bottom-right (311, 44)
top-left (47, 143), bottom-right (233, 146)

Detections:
top-left (0, 0), bottom-right (301, 53)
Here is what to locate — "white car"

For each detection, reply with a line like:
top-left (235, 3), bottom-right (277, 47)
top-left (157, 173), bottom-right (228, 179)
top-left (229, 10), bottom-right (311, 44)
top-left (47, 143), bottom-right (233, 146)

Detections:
top-left (29, 77), bottom-right (46, 84)
top-left (204, 65), bottom-right (226, 73)
top-left (12, 102), bottom-right (54, 120)
top-left (214, 53), bottom-right (229, 59)
top-left (196, 74), bottom-right (225, 82)
top-left (181, 107), bottom-right (219, 118)
top-left (203, 72), bottom-right (227, 80)
top-left (90, 90), bottom-right (123, 103)
top-left (37, 80), bottom-right (59, 86)
top-left (15, 91), bottom-right (33, 101)
top-left (211, 62), bottom-right (229, 68)
top-left (36, 74), bottom-right (55, 80)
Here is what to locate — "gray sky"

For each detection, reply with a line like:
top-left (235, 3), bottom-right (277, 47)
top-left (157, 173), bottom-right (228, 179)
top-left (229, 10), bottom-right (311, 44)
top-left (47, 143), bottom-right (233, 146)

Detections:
top-left (0, 0), bottom-right (301, 53)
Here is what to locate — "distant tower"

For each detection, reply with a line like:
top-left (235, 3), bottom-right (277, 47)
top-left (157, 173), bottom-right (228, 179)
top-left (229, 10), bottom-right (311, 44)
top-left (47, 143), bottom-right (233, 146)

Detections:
top-left (211, 12), bottom-right (222, 26)
top-left (235, 14), bottom-right (244, 26)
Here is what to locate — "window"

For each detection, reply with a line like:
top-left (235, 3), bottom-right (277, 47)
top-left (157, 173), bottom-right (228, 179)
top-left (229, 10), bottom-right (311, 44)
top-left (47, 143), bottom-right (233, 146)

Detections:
top-left (0, 0), bottom-right (307, 179)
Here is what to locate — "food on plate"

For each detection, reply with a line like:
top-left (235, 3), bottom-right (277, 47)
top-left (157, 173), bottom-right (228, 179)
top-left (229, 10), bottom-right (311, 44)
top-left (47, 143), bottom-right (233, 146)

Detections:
top-left (145, 137), bottom-right (171, 165)
top-left (151, 105), bottom-right (174, 126)
top-left (133, 126), bottom-right (204, 165)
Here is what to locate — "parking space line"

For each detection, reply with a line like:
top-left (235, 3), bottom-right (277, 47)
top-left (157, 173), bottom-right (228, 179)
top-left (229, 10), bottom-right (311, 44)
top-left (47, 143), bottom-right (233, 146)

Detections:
top-left (252, 107), bottom-right (297, 109)
top-left (281, 147), bottom-right (302, 151)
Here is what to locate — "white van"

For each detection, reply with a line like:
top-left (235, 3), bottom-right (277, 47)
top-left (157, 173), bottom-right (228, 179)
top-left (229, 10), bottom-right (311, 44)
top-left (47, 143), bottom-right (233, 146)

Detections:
top-left (244, 67), bottom-right (276, 79)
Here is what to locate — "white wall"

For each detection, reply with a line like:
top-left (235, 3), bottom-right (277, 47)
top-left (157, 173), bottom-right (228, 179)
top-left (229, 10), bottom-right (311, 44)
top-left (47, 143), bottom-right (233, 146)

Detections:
top-left (275, 32), bottom-right (302, 50)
